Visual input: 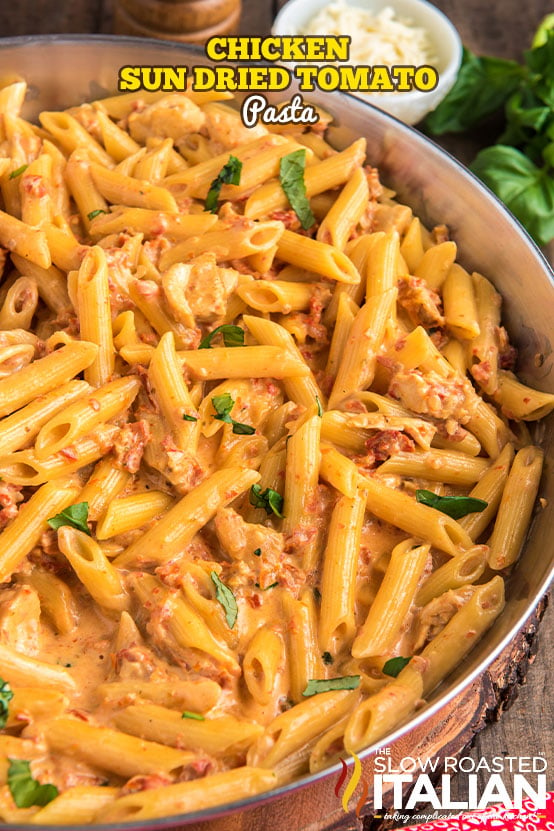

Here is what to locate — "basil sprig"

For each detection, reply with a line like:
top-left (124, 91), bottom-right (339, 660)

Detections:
top-left (249, 484), bottom-right (284, 518)
top-left (279, 149), bottom-right (315, 230)
top-left (47, 502), bottom-right (91, 535)
top-left (211, 393), bottom-right (255, 435)
top-left (383, 656), bottom-right (412, 678)
top-left (198, 325), bottom-right (244, 350)
top-left (7, 759), bottom-right (58, 808)
top-left (211, 571), bottom-right (238, 628)
top-left (87, 209), bottom-right (107, 221)
top-left (0, 678), bottom-right (13, 729)
top-left (205, 155), bottom-right (242, 213)
top-left (303, 676), bottom-right (360, 697)
top-left (415, 490), bottom-right (488, 520)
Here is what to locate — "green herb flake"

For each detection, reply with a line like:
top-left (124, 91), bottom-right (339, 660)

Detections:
top-left (210, 571), bottom-right (238, 629)
top-left (302, 676), bottom-right (360, 697)
top-left (87, 209), bottom-right (107, 221)
top-left (315, 395), bottom-right (323, 417)
top-left (253, 548), bottom-right (262, 557)
top-left (9, 164), bottom-right (28, 180)
top-left (249, 484), bottom-right (284, 518)
top-left (255, 581), bottom-right (279, 590)
top-left (205, 155), bottom-right (242, 213)
top-left (322, 652), bottom-right (333, 665)
top-left (182, 413), bottom-right (198, 422)
top-left (181, 711), bottom-right (205, 721)
top-left (47, 502), bottom-right (90, 535)
top-left (211, 393), bottom-right (255, 435)
top-left (0, 678), bottom-right (13, 729)
top-left (7, 759), bottom-right (59, 808)
top-left (279, 149), bottom-right (315, 230)
top-left (198, 325), bottom-right (245, 350)
top-left (230, 421), bottom-right (256, 435)
top-left (415, 489), bottom-right (488, 520)
top-left (382, 656), bottom-right (412, 678)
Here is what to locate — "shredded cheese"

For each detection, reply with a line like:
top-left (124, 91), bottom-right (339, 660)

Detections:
top-left (302, 2), bottom-right (435, 69)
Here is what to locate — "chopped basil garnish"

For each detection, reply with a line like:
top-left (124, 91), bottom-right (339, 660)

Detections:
top-left (181, 711), bottom-right (205, 721)
top-left (415, 490), bottom-right (488, 520)
top-left (315, 395), bottom-right (323, 417)
top-left (210, 571), bottom-right (238, 629)
top-left (182, 413), bottom-right (198, 422)
top-left (87, 209), bottom-right (107, 220)
top-left (249, 484), bottom-right (284, 518)
top-left (253, 548), bottom-right (262, 557)
top-left (205, 155), bottom-right (242, 213)
top-left (322, 652), bottom-right (333, 665)
top-left (279, 149), bottom-right (315, 230)
top-left (303, 676), bottom-right (360, 697)
top-left (211, 393), bottom-right (255, 435)
top-left (9, 164), bottom-right (28, 180)
top-left (7, 759), bottom-right (59, 808)
top-left (255, 581), bottom-right (279, 590)
top-left (0, 678), bottom-right (13, 729)
top-left (198, 325), bottom-right (245, 350)
top-left (382, 656), bottom-right (412, 678)
top-left (47, 502), bottom-right (90, 536)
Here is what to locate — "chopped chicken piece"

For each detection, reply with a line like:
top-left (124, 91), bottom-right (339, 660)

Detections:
top-left (163, 253), bottom-right (239, 324)
top-left (397, 276), bottom-right (444, 329)
top-left (412, 586), bottom-right (476, 651)
top-left (0, 585), bottom-right (41, 655)
top-left (203, 105), bottom-right (267, 150)
top-left (389, 368), bottom-right (476, 424)
top-left (128, 95), bottom-right (205, 144)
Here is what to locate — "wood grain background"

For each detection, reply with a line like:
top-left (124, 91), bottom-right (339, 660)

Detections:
top-left (0, 0), bottom-right (552, 825)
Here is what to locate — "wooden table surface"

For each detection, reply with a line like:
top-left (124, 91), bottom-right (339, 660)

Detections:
top-left (0, 0), bottom-right (552, 825)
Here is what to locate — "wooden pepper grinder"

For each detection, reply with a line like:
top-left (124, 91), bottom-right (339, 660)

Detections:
top-left (113, 0), bottom-right (242, 43)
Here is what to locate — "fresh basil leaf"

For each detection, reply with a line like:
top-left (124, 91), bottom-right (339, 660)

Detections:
top-left (415, 489), bottom-right (488, 520)
top-left (9, 164), bottom-right (28, 179)
top-left (470, 145), bottom-right (554, 246)
top-left (532, 13), bottom-right (554, 48)
top-left (382, 656), bottom-right (412, 678)
top-left (211, 393), bottom-right (234, 423)
top-left (424, 48), bottom-right (525, 135)
top-left (210, 571), bottom-right (238, 628)
top-left (205, 155), bottom-right (242, 213)
top-left (249, 484), bottom-right (284, 518)
top-left (322, 652), bottom-right (333, 665)
top-left (87, 209), bottom-right (107, 221)
top-left (211, 393), bottom-right (254, 434)
top-left (0, 679), bottom-right (13, 729)
top-left (182, 413), bottom-right (197, 422)
top-left (181, 711), bottom-right (205, 720)
top-left (279, 149), bottom-right (315, 230)
top-left (302, 676), bottom-right (360, 697)
top-left (47, 502), bottom-right (91, 535)
top-left (198, 325), bottom-right (245, 350)
top-left (524, 30), bottom-right (554, 110)
top-left (231, 421), bottom-right (256, 435)
top-left (7, 759), bottom-right (59, 808)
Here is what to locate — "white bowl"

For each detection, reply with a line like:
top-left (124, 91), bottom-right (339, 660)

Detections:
top-left (272, 0), bottom-right (462, 124)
